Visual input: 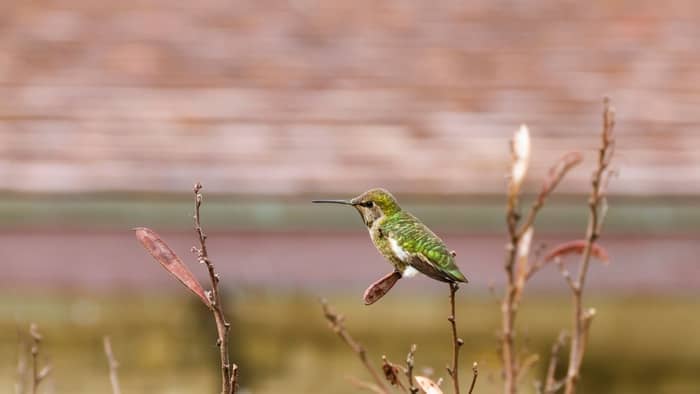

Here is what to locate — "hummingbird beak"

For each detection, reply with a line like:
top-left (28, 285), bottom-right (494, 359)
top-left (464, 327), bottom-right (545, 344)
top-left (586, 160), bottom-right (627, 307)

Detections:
top-left (311, 199), bottom-right (356, 206)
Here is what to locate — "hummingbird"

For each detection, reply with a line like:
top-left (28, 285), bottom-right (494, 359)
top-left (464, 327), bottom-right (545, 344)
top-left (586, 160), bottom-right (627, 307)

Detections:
top-left (313, 188), bottom-right (468, 304)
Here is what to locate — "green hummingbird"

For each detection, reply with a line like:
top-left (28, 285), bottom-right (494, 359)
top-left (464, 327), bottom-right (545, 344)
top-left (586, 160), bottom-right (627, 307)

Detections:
top-left (313, 188), bottom-right (468, 303)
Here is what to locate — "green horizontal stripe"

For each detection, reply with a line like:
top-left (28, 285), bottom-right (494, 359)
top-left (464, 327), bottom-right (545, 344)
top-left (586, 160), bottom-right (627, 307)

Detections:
top-left (0, 194), bottom-right (697, 234)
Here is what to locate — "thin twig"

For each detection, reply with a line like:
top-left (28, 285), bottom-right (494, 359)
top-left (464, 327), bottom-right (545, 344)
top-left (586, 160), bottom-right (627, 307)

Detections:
top-left (446, 283), bottom-right (463, 394)
top-left (503, 126), bottom-right (583, 394)
top-left (192, 183), bottom-right (237, 394)
top-left (503, 181), bottom-right (521, 394)
top-left (517, 152), bottom-right (583, 239)
top-left (517, 354), bottom-right (540, 383)
top-left (406, 344), bottom-right (419, 394)
top-left (29, 324), bottom-right (51, 394)
top-left (382, 356), bottom-right (408, 391)
top-left (103, 336), bottom-right (122, 394)
top-left (15, 328), bottom-right (28, 394)
top-left (321, 300), bottom-right (390, 394)
top-left (577, 309), bottom-right (596, 368)
top-left (468, 362), bottom-right (478, 394)
top-left (502, 126), bottom-right (530, 394)
top-left (563, 98), bottom-right (615, 394)
top-left (556, 259), bottom-right (576, 291)
top-left (543, 332), bottom-right (567, 394)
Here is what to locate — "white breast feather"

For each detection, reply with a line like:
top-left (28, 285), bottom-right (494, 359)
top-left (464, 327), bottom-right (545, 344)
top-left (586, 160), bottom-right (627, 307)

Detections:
top-left (389, 238), bottom-right (419, 278)
top-left (402, 265), bottom-right (419, 278)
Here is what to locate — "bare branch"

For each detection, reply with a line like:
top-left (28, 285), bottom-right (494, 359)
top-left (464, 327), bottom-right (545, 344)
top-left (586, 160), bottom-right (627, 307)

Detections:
top-left (446, 283), bottom-right (463, 394)
top-left (321, 300), bottom-right (390, 394)
top-left (544, 332), bottom-right (567, 394)
top-left (518, 151), bottom-right (583, 239)
top-left (564, 98), bottom-right (615, 394)
top-left (502, 119), bottom-right (591, 394)
top-left (382, 355), bottom-right (408, 391)
top-left (556, 259), bottom-right (577, 292)
top-left (517, 354), bottom-right (540, 383)
top-left (15, 328), bottom-right (28, 394)
top-left (192, 183), bottom-right (238, 394)
top-left (501, 125), bottom-right (535, 394)
top-left (468, 362), bottom-right (478, 394)
top-left (406, 345), bottom-right (419, 394)
top-left (29, 323), bottom-right (50, 394)
top-left (135, 183), bottom-right (238, 394)
top-left (103, 336), bottom-right (122, 394)
top-left (577, 309), bottom-right (597, 367)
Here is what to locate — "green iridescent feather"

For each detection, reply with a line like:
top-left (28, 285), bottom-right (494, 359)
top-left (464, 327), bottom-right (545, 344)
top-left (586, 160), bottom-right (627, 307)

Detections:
top-left (380, 211), bottom-right (468, 283)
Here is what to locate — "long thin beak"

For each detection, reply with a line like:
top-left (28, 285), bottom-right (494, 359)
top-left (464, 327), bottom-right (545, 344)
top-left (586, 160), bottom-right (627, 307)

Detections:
top-left (311, 199), bottom-right (355, 206)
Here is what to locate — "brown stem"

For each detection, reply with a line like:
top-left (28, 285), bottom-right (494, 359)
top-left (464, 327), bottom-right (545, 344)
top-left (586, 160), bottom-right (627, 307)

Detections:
top-left (321, 300), bottom-right (390, 394)
top-left (406, 344), bottom-right (419, 394)
top-left (468, 362), bottom-right (479, 394)
top-left (503, 127), bottom-right (583, 394)
top-left (103, 336), bottom-right (122, 394)
top-left (502, 232), bottom-right (519, 394)
top-left (15, 328), bottom-right (28, 394)
top-left (503, 137), bottom-right (525, 394)
top-left (563, 99), bottom-right (615, 394)
top-left (517, 354), bottom-right (540, 383)
top-left (382, 356), bottom-right (407, 391)
top-left (193, 183), bottom-right (237, 394)
top-left (517, 152), bottom-right (583, 240)
top-left (447, 282), bottom-right (463, 394)
top-left (543, 332), bottom-right (567, 394)
top-left (29, 324), bottom-right (50, 394)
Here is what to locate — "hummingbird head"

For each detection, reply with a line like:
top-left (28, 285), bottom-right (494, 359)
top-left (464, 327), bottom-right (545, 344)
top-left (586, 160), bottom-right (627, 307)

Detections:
top-left (312, 188), bottom-right (401, 227)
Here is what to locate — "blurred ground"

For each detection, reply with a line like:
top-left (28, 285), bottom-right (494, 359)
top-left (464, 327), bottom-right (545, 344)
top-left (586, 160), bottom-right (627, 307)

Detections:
top-left (2, 294), bottom-right (699, 394)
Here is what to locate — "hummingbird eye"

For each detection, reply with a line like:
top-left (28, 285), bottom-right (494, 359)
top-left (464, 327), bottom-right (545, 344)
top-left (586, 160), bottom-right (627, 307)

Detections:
top-left (364, 201), bottom-right (374, 208)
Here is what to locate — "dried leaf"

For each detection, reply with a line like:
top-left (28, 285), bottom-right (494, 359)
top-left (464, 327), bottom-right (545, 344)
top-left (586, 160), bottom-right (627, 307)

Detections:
top-left (363, 271), bottom-right (402, 305)
top-left (415, 376), bottom-right (443, 394)
top-left (134, 227), bottom-right (211, 307)
top-left (543, 240), bottom-right (610, 264)
top-left (382, 357), bottom-right (401, 386)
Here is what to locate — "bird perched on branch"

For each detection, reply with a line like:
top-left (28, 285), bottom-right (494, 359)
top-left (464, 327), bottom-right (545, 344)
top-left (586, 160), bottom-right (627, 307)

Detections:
top-left (313, 188), bottom-right (467, 304)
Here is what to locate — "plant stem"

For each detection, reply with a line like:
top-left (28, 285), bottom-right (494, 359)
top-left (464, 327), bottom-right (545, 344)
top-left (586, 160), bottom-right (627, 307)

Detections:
top-left (321, 300), bottom-right (390, 394)
top-left (103, 336), bottom-right (122, 394)
top-left (563, 99), bottom-right (614, 394)
top-left (193, 183), bottom-right (237, 394)
top-left (447, 283), bottom-right (463, 394)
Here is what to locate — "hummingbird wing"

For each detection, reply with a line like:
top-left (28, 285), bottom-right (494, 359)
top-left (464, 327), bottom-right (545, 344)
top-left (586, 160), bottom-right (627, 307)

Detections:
top-left (381, 212), bottom-right (468, 283)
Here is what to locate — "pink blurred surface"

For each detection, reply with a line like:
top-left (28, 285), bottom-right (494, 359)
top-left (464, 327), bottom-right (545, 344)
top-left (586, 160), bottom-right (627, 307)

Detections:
top-left (1, 230), bottom-right (697, 294)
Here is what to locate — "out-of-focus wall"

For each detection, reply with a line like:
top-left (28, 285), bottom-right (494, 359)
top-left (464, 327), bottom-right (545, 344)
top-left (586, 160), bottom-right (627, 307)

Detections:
top-left (1, 1), bottom-right (699, 195)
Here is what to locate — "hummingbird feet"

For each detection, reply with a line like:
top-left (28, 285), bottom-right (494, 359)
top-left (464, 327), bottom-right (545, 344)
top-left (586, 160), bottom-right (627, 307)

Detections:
top-left (363, 271), bottom-right (402, 305)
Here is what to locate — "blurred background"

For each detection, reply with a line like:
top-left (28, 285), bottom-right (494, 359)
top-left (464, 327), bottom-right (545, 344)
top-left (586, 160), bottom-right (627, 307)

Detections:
top-left (1, 1), bottom-right (699, 393)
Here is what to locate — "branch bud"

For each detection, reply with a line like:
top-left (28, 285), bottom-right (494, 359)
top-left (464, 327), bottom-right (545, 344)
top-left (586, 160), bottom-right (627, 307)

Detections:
top-left (511, 124), bottom-right (531, 187)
